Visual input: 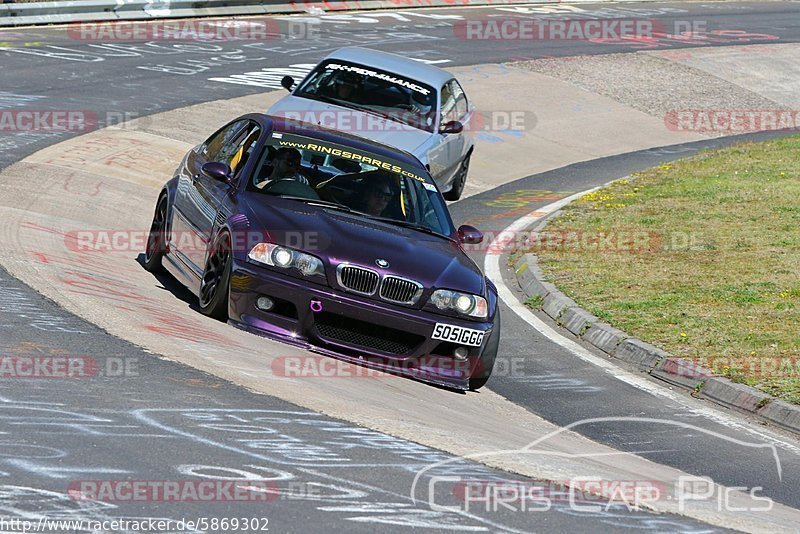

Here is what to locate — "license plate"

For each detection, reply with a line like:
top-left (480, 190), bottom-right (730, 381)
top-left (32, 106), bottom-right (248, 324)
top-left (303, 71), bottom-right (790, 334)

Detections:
top-left (431, 323), bottom-right (485, 347)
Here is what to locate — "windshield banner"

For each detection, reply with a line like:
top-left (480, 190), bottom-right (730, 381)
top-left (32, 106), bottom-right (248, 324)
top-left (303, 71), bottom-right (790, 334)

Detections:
top-left (269, 132), bottom-right (427, 183)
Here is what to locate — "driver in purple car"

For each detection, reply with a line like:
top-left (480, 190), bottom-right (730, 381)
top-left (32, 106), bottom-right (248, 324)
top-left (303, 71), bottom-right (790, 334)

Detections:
top-left (256, 147), bottom-right (309, 187)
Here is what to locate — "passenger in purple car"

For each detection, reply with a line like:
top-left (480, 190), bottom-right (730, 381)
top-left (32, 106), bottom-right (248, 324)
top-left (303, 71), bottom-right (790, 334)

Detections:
top-left (357, 177), bottom-right (394, 216)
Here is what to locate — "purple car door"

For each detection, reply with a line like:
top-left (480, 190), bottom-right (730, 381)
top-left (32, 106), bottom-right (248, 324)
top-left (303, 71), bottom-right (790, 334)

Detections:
top-left (171, 119), bottom-right (249, 276)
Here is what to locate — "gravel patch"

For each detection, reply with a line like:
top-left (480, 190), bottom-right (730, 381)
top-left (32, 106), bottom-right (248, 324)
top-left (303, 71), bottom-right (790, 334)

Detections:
top-left (512, 52), bottom-right (787, 135)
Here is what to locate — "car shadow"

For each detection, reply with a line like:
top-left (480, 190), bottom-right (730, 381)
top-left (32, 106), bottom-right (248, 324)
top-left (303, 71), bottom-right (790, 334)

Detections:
top-left (134, 253), bottom-right (202, 314)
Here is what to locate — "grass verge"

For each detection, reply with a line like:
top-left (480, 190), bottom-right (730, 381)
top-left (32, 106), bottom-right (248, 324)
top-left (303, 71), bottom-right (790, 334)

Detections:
top-left (533, 135), bottom-right (800, 404)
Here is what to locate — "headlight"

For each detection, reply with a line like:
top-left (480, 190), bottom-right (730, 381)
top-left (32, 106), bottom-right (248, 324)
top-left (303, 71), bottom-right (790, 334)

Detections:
top-left (429, 289), bottom-right (488, 319)
top-left (248, 243), bottom-right (324, 278)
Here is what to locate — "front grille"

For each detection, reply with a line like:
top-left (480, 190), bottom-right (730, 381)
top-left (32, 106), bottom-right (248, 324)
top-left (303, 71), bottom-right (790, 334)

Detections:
top-left (380, 276), bottom-right (423, 305)
top-left (337, 265), bottom-right (379, 295)
top-left (314, 312), bottom-right (424, 355)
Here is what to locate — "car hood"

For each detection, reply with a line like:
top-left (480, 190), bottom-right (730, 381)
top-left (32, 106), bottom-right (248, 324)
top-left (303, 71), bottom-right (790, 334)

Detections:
top-left (267, 95), bottom-right (433, 156)
top-left (243, 196), bottom-right (484, 297)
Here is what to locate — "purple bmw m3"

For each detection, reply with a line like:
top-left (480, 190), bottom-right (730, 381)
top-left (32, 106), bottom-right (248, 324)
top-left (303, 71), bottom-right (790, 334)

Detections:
top-left (144, 113), bottom-right (500, 390)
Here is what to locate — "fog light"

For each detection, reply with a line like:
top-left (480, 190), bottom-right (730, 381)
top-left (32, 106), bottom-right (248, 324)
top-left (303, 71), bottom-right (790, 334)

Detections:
top-left (256, 296), bottom-right (275, 311)
top-left (454, 346), bottom-right (469, 360)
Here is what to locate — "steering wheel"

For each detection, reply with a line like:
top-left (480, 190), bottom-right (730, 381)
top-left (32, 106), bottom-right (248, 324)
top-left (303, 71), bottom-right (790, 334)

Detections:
top-left (259, 179), bottom-right (320, 200)
top-left (315, 180), bottom-right (344, 204)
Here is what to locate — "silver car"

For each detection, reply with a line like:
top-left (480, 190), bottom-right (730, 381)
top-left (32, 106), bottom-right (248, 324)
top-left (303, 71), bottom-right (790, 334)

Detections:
top-left (268, 47), bottom-right (474, 200)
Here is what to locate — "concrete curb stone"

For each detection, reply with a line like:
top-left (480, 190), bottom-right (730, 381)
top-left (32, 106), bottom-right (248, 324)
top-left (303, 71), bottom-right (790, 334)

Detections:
top-left (613, 338), bottom-right (667, 373)
top-left (651, 357), bottom-right (708, 391)
top-left (700, 377), bottom-right (772, 413)
top-left (583, 322), bottom-right (628, 355)
top-left (560, 307), bottom-right (598, 337)
top-left (512, 194), bottom-right (800, 435)
top-left (542, 292), bottom-right (577, 322)
top-left (759, 399), bottom-right (800, 434)
top-left (515, 254), bottom-right (558, 300)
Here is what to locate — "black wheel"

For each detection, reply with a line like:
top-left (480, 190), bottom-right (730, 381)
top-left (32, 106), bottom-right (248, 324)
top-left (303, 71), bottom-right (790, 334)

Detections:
top-left (443, 153), bottom-right (470, 201)
top-left (469, 309), bottom-right (500, 391)
top-left (199, 232), bottom-right (232, 320)
top-left (144, 194), bottom-right (168, 272)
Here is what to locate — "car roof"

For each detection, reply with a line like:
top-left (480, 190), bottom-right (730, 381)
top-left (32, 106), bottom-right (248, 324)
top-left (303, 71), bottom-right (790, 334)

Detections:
top-left (323, 47), bottom-right (454, 89)
top-left (249, 114), bottom-right (430, 175)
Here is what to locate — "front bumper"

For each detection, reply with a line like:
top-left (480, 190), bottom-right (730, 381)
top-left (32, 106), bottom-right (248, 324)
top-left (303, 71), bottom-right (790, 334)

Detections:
top-left (228, 260), bottom-right (497, 390)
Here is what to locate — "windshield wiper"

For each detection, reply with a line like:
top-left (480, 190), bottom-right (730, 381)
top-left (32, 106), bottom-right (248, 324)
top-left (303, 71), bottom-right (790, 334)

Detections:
top-left (363, 216), bottom-right (447, 239)
top-left (297, 93), bottom-right (402, 124)
top-left (301, 93), bottom-right (340, 105)
top-left (276, 196), bottom-right (354, 213)
top-left (299, 93), bottom-right (362, 112)
top-left (276, 197), bottom-right (447, 238)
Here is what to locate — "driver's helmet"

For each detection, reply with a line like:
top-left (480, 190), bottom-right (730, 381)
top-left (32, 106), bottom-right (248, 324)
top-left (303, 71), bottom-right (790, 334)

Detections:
top-left (410, 90), bottom-right (435, 127)
top-left (411, 90), bottom-right (433, 108)
top-left (334, 70), bottom-right (362, 92)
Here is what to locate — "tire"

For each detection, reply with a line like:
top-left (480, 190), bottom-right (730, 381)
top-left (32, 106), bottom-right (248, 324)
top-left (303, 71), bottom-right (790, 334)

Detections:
top-left (469, 309), bottom-right (500, 391)
top-left (199, 231), bottom-right (232, 320)
top-left (443, 153), bottom-right (470, 201)
top-left (144, 194), bottom-right (168, 272)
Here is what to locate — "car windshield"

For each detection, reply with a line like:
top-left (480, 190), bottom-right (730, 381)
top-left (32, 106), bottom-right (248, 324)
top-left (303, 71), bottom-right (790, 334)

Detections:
top-left (249, 132), bottom-right (455, 238)
top-left (295, 60), bottom-right (437, 134)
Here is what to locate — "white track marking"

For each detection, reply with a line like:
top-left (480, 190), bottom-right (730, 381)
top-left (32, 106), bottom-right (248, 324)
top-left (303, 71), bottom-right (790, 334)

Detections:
top-left (484, 187), bottom-right (800, 455)
top-left (297, 467), bottom-right (521, 533)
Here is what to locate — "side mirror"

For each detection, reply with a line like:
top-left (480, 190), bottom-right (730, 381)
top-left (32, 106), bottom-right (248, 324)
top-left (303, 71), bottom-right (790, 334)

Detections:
top-left (281, 75), bottom-right (295, 92)
top-left (440, 120), bottom-right (464, 134)
top-left (201, 161), bottom-right (232, 184)
top-left (457, 224), bottom-right (483, 245)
